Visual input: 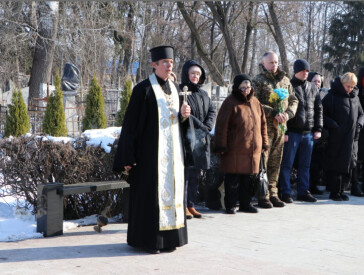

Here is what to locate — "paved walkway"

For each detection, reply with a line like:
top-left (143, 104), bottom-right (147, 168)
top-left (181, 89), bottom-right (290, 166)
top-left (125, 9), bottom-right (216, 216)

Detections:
top-left (1, 192), bottom-right (364, 274)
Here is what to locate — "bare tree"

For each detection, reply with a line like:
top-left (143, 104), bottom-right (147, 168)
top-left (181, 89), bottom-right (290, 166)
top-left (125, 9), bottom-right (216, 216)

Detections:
top-left (177, 2), bottom-right (225, 86)
top-left (263, 2), bottom-right (289, 74)
top-left (241, 2), bottom-right (255, 73)
top-left (28, 2), bottom-right (59, 101)
top-left (205, 1), bottom-right (241, 76)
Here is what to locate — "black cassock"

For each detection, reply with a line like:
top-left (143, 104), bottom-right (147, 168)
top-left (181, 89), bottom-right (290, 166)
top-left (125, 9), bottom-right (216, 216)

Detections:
top-left (113, 75), bottom-right (188, 250)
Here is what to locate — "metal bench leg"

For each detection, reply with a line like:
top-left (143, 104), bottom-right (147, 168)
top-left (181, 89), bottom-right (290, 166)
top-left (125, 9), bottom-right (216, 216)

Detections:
top-left (37, 183), bottom-right (64, 237)
top-left (121, 187), bottom-right (130, 223)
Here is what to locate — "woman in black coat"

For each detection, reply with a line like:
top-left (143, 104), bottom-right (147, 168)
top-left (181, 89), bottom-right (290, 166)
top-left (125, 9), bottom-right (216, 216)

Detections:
top-left (180, 60), bottom-right (216, 218)
top-left (322, 72), bottom-right (364, 201)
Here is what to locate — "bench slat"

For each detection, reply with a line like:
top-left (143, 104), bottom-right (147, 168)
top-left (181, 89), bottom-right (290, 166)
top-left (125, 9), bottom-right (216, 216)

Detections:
top-left (59, 180), bottom-right (129, 196)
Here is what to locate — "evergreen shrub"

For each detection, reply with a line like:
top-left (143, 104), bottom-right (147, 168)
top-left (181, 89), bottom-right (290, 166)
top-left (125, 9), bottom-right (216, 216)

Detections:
top-left (43, 74), bottom-right (68, 136)
top-left (4, 88), bottom-right (30, 137)
top-left (116, 77), bottom-right (133, 126)
top-left (82, 76), bottom-right (107, 131)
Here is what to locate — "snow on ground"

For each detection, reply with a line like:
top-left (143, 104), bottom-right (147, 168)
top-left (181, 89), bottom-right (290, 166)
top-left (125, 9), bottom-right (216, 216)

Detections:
top-left (0, 127), bottom-right (122, 242)
top-left (0, 197), bottom-right (43, 242)
top-left (0, 195), bottom-right (103, 242)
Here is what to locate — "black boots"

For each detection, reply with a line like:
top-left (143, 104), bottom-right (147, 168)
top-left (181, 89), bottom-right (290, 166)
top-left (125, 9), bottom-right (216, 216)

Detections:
top-left (281, 194), bottom-right (293, 203)
top-left (309, 185), bottom-right (324, 195)
top-left (329, 192), bottom-right (342, 201)
top-left (351, 182), bottom-right (364, 197)
top-left (329, 192), bottom-right (349, 201)
top-left (239, 204), bottom-right (258, 213)
top-left (270, 196), bottom-right (285, 207)
top-left (297, 191), bottom-right (317, 202)
top-left (226, 207), bottom-right (237, 214)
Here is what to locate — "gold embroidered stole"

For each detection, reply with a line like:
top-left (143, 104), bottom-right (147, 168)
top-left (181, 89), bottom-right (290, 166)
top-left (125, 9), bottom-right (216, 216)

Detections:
top-left (149, 73), bottom-right (185, 231)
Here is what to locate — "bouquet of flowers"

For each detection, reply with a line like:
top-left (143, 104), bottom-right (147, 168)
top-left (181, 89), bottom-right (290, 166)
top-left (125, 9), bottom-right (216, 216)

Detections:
top-left (269, 88), bottom-right (289, 134)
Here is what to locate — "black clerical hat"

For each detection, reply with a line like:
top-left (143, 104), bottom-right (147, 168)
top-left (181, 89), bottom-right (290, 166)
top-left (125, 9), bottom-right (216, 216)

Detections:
top-left (150, 46), bottom-right (174, 62)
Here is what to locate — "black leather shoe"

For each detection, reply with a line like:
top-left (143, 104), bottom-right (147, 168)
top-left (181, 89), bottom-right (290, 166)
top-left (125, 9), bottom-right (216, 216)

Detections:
top-left (281, 194), bottom-right (293, 203)
top-left (351, 183), bottom-right (364, 197)
top-left (161, 247), bottom-right (176, 253)
top-left (340, 192), bottom-right (349, 201)
top-left (145, 248), bottom-right (160, 254)
top-left (297, 191), bottom-right (317, 202)
top-left (226, 208), bottom-right (237, 214)
top-left (310, 185), bottom-right (324, 195)
top-left (239, 204), bottom-right (258, 213)
top-left (329, 192), bottom-right (343, 201)
top-left (258, 198), bottom-right (273, 208)
top-left (270, 196), bottom-right (285, 207)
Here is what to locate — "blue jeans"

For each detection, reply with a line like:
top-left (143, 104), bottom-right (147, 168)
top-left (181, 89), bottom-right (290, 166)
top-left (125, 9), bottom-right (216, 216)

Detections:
top-left (279, 132), bottom-right (314, 196)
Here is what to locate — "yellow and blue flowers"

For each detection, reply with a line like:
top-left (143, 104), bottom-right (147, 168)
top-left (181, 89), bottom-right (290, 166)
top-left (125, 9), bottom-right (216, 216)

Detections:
top-left (269, 88), bottom-right (289, 134)
top-left (273, 88), bottom-right (289, 101)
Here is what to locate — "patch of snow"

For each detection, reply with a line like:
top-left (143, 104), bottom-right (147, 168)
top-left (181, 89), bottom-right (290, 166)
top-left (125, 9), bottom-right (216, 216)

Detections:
top-left (82, 127), bottom-right (121, 153)
top-left (45, 135), bottom-right (74, 144)
top-left (0, 199), bottom-right (43, 242)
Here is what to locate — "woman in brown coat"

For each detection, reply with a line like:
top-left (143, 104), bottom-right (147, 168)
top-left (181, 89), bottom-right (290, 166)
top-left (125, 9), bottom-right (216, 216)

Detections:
top-left (214, 74), bottom-right (269, 214)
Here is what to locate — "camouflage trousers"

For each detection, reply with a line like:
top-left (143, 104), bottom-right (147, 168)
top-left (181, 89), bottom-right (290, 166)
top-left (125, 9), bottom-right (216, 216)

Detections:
top-left (262, 123), bottom-right (285, 199)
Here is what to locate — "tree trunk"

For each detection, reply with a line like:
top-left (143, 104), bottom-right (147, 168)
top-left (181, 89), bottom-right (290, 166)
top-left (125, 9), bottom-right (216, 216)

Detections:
top-left (320, 2), bottom-right (329, 74)
top-left (10, 2), bottom-right (23, 88)
top-left (177, 2), bottom-right (225, 86)
top-left (122, 3), bottom-right (134, 76)
top-left (242, 2), bottom-right (255, 74)
top-left (249, 7), bottom-right (259, 76)
top-left (267, 2), bottom-right (289, 74)
top-left (28, 2), bottom-right (59, 102)
top-left (191, 35), bottom-right (196, 61)
top-left (210, 21), bottom-right (215, 60)
top-left (306, 2), bottom-right (313, 62)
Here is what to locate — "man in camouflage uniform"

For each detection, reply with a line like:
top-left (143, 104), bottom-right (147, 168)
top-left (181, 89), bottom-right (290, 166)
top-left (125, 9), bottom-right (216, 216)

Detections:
top-left (253, 52), bottom-right (298, 208)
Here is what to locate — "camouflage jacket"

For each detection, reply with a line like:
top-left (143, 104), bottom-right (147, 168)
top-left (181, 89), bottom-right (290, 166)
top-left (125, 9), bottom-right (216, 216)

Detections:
top-left (253, 64), bottom-right (298, 124)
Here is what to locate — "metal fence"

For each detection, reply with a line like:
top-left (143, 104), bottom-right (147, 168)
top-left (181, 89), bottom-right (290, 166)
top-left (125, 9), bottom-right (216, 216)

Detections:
top-left (0, 105), bottom-right (8, 136)
top-left (0, 87), bottom-right (122, 138)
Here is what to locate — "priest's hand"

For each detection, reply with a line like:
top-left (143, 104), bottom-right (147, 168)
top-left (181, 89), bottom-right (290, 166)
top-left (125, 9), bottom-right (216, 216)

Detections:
top-left (181, 104), bottom-right (191, 118)
top-left (313, 131), bottom-right (321, 140)
top-left (124, 164), bottom-right (136, 172)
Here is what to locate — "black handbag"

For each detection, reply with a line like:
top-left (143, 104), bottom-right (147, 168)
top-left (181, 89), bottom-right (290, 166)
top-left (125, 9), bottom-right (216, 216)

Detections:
top-left (252, 154), bottom-right (269, 198)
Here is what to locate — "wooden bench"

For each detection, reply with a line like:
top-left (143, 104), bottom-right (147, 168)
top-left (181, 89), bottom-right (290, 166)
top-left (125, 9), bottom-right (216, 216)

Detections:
top-left (36, 180), bottom-right (129, 237)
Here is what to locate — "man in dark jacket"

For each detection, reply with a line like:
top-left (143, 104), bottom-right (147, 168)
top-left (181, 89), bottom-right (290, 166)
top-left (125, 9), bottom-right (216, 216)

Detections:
top-left (279, 59), bottom-right (323, 203)
top-left (180, 60), bottom-right (216, 219)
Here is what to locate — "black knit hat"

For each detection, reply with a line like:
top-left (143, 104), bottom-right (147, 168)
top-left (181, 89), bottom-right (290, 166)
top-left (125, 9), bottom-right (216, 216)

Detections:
top-left (294, 59), bottom-right (310, 74)
top-left (233, 74), bottom-right (252, 90)
top-left (150, 46), bottom-right (174, 62)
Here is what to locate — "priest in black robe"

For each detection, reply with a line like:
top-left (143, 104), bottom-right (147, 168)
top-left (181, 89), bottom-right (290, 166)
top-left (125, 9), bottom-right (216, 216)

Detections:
top-left (113, 46), bottom-right (191, 254)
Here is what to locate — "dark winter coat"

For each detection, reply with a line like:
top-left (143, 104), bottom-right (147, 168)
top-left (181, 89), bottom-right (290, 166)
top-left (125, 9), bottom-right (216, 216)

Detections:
top-left (357, 67), bottom-right (364, 107)
top-left (288, 76), bottom-right (323, 133)
top-left (322, 77), bottom-right (364, 174)
top-left (180, 60), bottom-right (216, 170)
top-left (214, 88), bottom-right (269, 174)
top-left (357, 67), bottom-right (364, 160)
